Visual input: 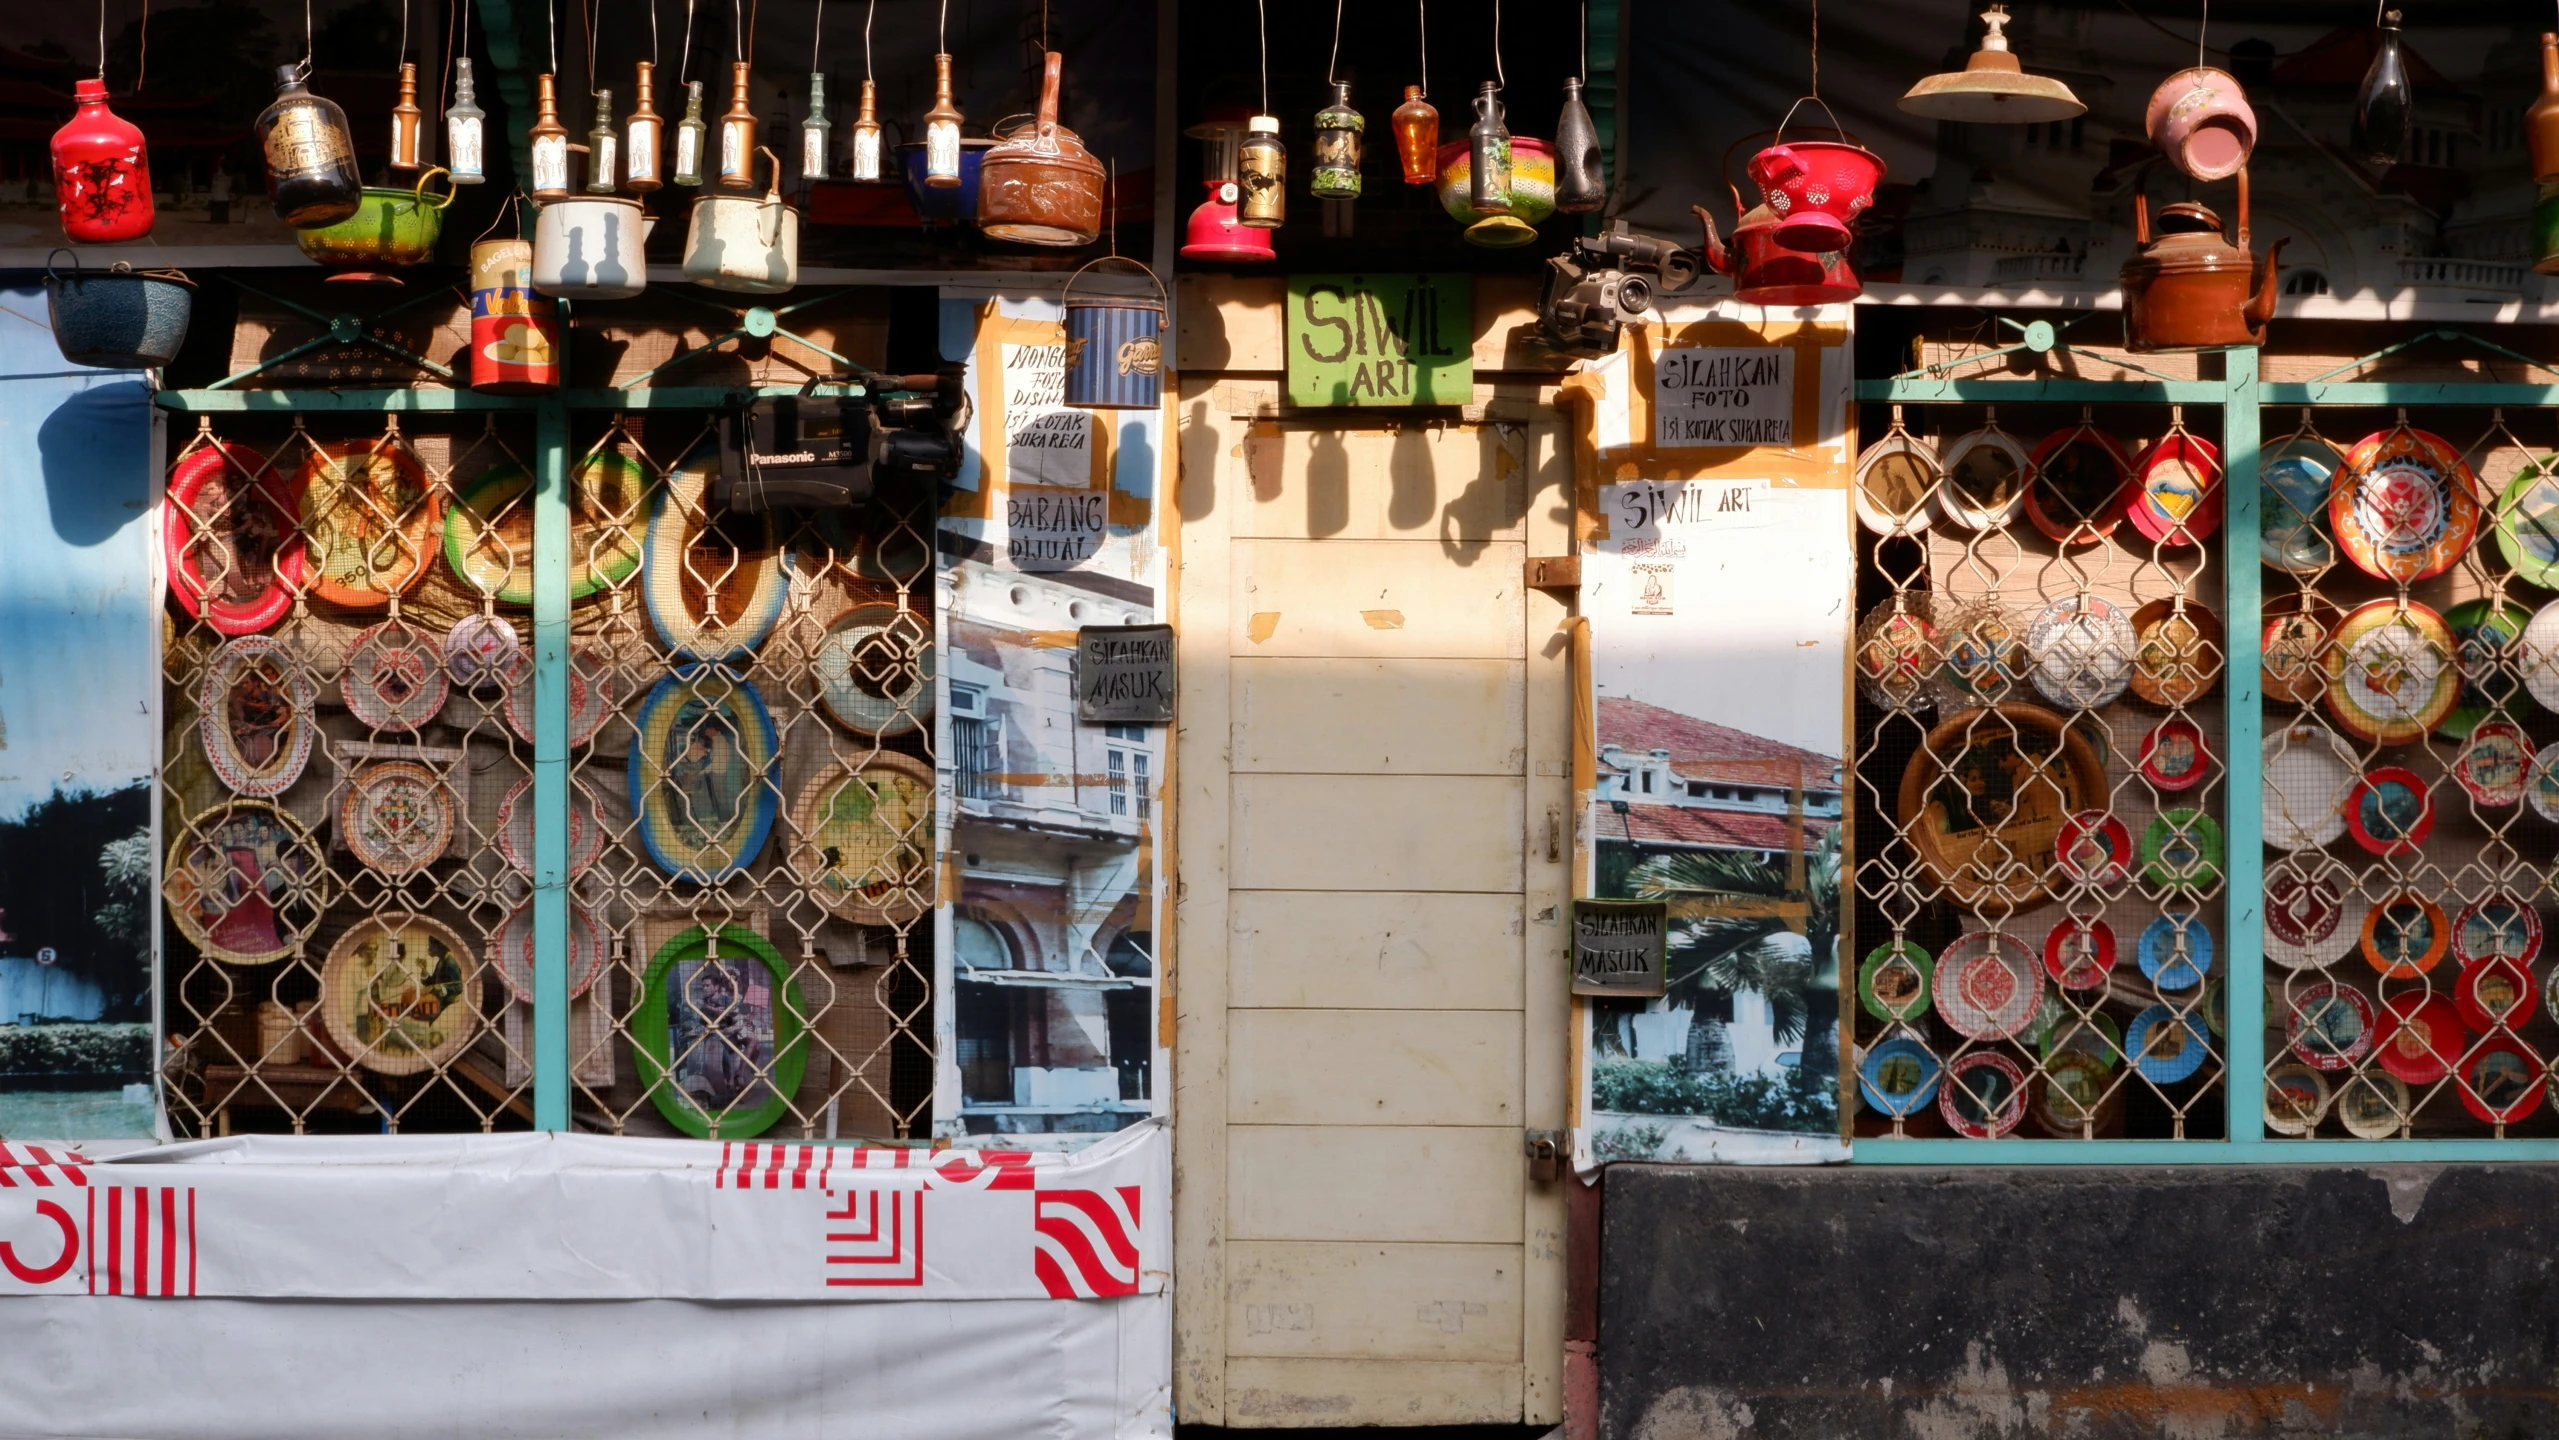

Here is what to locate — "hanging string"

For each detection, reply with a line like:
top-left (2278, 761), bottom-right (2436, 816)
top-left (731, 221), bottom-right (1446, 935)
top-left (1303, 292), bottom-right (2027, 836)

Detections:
top-left (647, 0), bottom-right (657, 64)
top-left (96, 0), bottom-right (107, 78)
top-left (1416, 0), bottom-right (1427, 98)
top-left (1491, 0), bottom-right (1503, 88)
top-left (680, 0), bottom-right (696, 78)
top-left (398, 0), bottom-right (409, 63)
top-left (1256, 0), bottom-right (1268, 113)
top-left (1808, 0), bottom-right (1819, 99)
top-left (2197, 0), bottom-right (2208, 70)
top-left (747, 0), bottom-right (759, 64)
top-left (135, 0), bottom-right (148, 91)
top-left (1326, 0), bottom-right (1344, 86)
top-left (547, 0), bottom-right (557, 78)
top-left (1042, 0), bottom-right (1049, 53)
top-left (303, 0), bottom-right (315, 74)
top-left (863, 0), bottom-right (874, 79)
top-left (443, 0), bottom-right (459, 127)
top-left (937, 0), bottom-right (947, 54)
top-left (586, 0), bottom-right (601, 92)
top-left (1576, 0), bottom-right (1585, 86)
top-left (811, 0), bottom-right (823, 72)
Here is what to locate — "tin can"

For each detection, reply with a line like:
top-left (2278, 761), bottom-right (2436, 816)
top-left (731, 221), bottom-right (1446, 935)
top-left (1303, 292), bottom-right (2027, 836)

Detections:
top-left (470, 237), bottom-right (560, 393)
top-left (1061, 258), bottom-right (1166, 410)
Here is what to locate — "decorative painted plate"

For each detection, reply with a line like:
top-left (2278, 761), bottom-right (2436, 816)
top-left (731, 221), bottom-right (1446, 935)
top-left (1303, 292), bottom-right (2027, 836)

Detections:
top-left (2264, 1062), bottom-right (2335, 1136)
top-left (2138, 809), bottom-right (2223, 894)
top-left (1933, 930), bottom-right (2044, 1041)
top-left (788, 752), bottom-right (937, 925)
top-left (2126, 431), bottom-right (2222, 546)
top-left (2137, 911), bottom-right (2215, 991)
top-left (2362, 892), bottom-right (2450, 979)
top-left (336, 760), bottom-right (455, 877)
top-left (2039, 1006), bottom-right (2121, 1072)
top-left (318, 911), bottom-right (482, 1076)
top-left (198, 636), bottom-right (318, 798)
top-left (2439, 598), bottom-right (2530, 741)
top-left (814, 605), bottom-right (938, 739)
top-left (2450, 894), bottom-right (2542, 969)
top-left (1936, 428), bottom-right (2032, 532)
top-left (2374, 994), bottom-right (2466, 1086)
top-left (163, 799), bottom-right (326, 965)
top-left (442, 453), bottom-right (652, 605)
top-left (1934, 600), bottom-right (2027, 708)
top-left (2260, 599), bottom-right (2337, 708)
top-left (2460, 1040), bottom-right (2545, 1124)
top-left (2022, 425), bottom-right (2131, 544)
top-left (2137, 717), bottom-right (2212, 792)
top-left (2457, 954), bottom-right (2538, 1035)
top-left (2344, 766), bottom-right (2432, 856)
top-left (493, 776), bottom-right (605, 877)
top-left (2259, 434), bottom-right (2344, 574)
top-left (2520, 598), bottom-right (2559, 713)
top-left (1857, 1036), bottom-right (1941, 1119)
top-left (1859, 940), bottom-right (1934, 1022)
top-left (1898, 704), bottom-right (2108, 909)
top-left (444, 613), bottom-right (522, 691)
top-left (2530, 745), bottom-right (2559, 824)
top-left (2125, 1004), bottom-right (2210, 1085)
top-left (2031, 1048), bottom-right (2120, 1136)
top-left (2324, 599), bottom-right (2457, 745)
top-left (2054, 810), bottom-right (2132, 888)
top-left (2262, 724), bottom-right (2355, 851)
top-left (628, 666), bottom-right (782, 882)
top-left (2454, 720), bottom-right (2534, 809)
top-left (1852, 429), bottom-right (1941, 536)
top-left (2285, 981), bottom-right (2376, 1072)
top-left (503, 648), bottom-right (618, 747)
top-left (633, 923), bottom-right (810, 1139)
top-left (1856, 599), bottom-right (1940, 713)
top-left (2493, 454), bottom-right (2559, 589)
top-left (494, 901), bottom-right (610, 1004)
top-left (2043, 917), bottom-right (2116, 990)
top-left (2265, 860), bottom-right (2357, 970)
top-left (2335, 1072), bottom-right (2410, 1138)
top-left (643, 445), bottom-right (791, 663)
top-left (2129, 599), bottom-right (2220, 707)
top-left (1938, 1050), bottom-right (2030, 1138)
top-left (2026, 594), bottom-right (2136, 710)
top-left (2330, 426), bottom-right (2480, 583)
top-left (165, 439), bottom-right (307, 636)
top-left (296, 440), bottom-right (440, 608)
top-left (342, 619), bottom-right (451, 732)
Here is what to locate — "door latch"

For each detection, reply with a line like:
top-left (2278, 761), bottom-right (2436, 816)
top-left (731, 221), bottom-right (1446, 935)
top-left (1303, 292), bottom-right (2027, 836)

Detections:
top-left (1525, 1129), bottom-right (1564, 1182)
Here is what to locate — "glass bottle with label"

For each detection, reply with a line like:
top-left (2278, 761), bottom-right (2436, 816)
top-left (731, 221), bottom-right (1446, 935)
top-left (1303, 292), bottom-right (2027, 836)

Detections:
top-left (527, 73), bottom-right (571, 198)
top-left (444, 58), bottom-right (485, 183)
top-left (717, 61), bottom-right (757, 188)
top-left (801, 73), bottom-right (831, 183)
top-left (849, 78), bottom-right (884, 181)
top-left (1237, 113), bottom-right (1286, 228)
top-left (585, 89), bottom-right (618, 191)
top-left (923, 53), bottom-right (964, 187)
top-left (625, 62), bottom-right (663, 191)
top-left (1391, 85), bottom-right (1438, 185)
top-left (389, 62), bottom-right (423, 171)
top-left (672, 81), bottom-right (707, 186)
top-left (254, 64), bottom-right (363, 227)
top-left (1467, 82), bottom-right (1511, 214)
top-left (1311, 82), bottom-right (1363, 198)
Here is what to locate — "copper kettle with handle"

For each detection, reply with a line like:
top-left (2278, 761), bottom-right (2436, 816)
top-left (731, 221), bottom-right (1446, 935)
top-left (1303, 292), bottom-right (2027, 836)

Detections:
top-left (2120, 165), bottom-right (2285, 353)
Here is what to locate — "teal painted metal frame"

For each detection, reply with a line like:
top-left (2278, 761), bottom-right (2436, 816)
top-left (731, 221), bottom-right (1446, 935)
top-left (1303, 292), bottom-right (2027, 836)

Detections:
top-left (1851, 338), bottom-right (2559, 1163)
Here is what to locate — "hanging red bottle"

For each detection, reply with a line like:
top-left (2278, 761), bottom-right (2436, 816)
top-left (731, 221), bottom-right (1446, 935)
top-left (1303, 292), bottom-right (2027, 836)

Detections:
top-left (52, 78), bottom-right (155, 243)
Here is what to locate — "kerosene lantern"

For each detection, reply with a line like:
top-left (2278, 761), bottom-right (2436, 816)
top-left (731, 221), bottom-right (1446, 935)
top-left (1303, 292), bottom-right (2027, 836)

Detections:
top-left (1467, 82), bottom-right (1511, 215)
top-left (1392, 85), bottom-right (1438, 184)
top-left (1237, 113), bottom-right (1286, 228)
top-left (673, 80), bottom-right (708, 186)
top-left (1311, 82), bottom-right (1363, 199)
top-left (1181, 108), bottom-right (1276, 261)
top-left (445, 57), bottom-right (486, 183)
top-left (389, 62), bottom-right (423, 171)
top-left (717, 61), bottom-right (757, 188)
top-left (585, 89), bottom-right (619, 191)
top-left (923, 53), bottom-right (965, 187)
top-left (255, 64), bottom-right (362, 227)
top-left (527, 73), bottom-right (571, 199)
top-left (52, 77), bottom-right (154, 243)
top-left (625, 62), bottom-right (663, 191)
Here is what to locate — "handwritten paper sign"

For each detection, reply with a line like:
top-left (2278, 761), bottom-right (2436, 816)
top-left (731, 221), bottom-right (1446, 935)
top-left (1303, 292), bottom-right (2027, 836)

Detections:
top-left (1077, 624), bottom-right (1177, 723)
top-left (1599, 479), bottom-right (1779, 546)
top-left (1286, 273), bottom-right (1473, 408)
top-left (1571, 899), bottom-right (1667, 997)
top-left (1002, 340), bottom-right (1094, 487)
top-left (1007, 485), bottom-right (1107, 570)
top-left (1653, 345), bottom-right (1793, 449)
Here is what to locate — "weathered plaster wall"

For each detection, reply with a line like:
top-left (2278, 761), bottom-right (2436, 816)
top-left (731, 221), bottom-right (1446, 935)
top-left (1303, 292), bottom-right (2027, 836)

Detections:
top-left (1600, 1164), bottom-right (2559, 1439)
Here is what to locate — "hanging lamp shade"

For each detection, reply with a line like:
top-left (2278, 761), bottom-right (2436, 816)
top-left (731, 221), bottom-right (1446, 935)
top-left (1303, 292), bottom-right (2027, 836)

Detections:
top-left (1898, 4), bottom-right (2086, 124)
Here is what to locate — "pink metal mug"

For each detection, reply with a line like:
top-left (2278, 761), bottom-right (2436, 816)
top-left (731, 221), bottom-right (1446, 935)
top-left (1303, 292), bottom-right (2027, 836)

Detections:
top-left (2145, 67), bottom-right (2257, 183)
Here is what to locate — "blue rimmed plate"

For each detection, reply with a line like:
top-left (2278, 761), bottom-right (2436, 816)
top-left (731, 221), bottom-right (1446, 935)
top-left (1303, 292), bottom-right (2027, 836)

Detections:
top-left (643, 443), bottom-right (791, 663)
top-left (2137, 911), bottom-right (2216, 991)
top-left (1858, 1036), bottom-right (1941, 1119)
top-left (2125, 1003), bottom-right (2210, 1085)
top-left (628, 665), bottom-right (782, 882)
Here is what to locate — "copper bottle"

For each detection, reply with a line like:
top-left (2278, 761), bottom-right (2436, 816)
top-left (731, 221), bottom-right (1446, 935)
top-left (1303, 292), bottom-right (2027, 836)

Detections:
top-left (528, 73), bottom-right (571, 199)
top-left (923, 53), bottom-right (965, 187)
top-left (389, 62), bottom-right (423, 171)
top-left (2531, 33), bottom-right (2559, 183)
top-left (717, 61), bottom-right (757, 189)
top-left (625, 62), bottom-right (664, 191)
top-left (850, 79), bottom-right (884, 181)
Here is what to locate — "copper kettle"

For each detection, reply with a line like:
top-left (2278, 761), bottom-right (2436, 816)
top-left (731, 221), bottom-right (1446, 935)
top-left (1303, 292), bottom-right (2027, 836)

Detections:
top-left (2120, 166), bottom-right (2285, 353)
top-left (977, 50), bottom-right (1105, 246)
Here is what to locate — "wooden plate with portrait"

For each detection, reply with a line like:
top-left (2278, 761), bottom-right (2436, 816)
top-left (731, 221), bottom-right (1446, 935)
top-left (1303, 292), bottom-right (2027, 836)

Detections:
top-left (319, 911), bottom-right (483, 1076)
top-left (789, 752), bottom-right (936, 925)
top-left (296, 439), bottom-right (440, 609)
top-left (1897, 704), bottom-right (2108, 910)
top-left (199, 635), bottom-right (318, 798)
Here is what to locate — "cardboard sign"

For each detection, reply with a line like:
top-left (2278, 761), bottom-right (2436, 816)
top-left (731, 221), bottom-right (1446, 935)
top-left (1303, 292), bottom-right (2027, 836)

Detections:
top-left (1001, 340), bottom-right (1095, 487)
top-left (1077, 624), bottom-right (1177, 724)
top-left (1007, 484), bottom-right (1107, 570)
top-left (1653, 345), bottom-right (1793, 449)
top-left (1285, 273), bottom-right (1473, 408)
top-left (1572, 899), bottom-right (1668, 996)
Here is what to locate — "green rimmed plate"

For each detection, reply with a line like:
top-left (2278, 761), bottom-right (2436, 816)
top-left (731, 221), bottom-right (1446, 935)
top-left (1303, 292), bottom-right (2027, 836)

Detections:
top-left (2493, 454), bottom-right (2559, 590)
top-left (634, 923), bottom-right (811, 1140)
top-left (1858, 939), bottom-right (1933, 1023)
top-left (442, 452), bottom-right (652, 605)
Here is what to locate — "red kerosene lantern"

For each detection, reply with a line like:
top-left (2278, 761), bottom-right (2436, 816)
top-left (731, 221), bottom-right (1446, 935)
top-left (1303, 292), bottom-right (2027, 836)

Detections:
top-left (52, 78), bottom-right (154, 243)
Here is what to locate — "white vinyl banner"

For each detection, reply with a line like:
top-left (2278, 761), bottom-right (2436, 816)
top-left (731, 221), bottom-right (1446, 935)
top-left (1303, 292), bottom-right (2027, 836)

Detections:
top-left (0, 1126), bottom-right (1170, 1440)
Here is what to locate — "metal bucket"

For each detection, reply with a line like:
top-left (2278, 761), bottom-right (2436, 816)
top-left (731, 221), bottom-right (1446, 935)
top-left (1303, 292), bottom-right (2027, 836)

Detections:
top-left (1061, 257), bottom-right (1166, 410)
top-left (532, 194), bottom-right (647, 300)
top-left (44, 250), bottom-right (195, 369)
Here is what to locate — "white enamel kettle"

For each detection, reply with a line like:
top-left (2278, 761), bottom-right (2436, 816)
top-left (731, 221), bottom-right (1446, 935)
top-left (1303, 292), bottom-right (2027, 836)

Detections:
top-left (682, 146), bottom-right (799, 295)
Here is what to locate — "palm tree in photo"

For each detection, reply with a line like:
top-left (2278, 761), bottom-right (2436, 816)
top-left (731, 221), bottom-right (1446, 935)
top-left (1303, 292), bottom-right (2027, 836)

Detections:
top-left (1626, 828), bottom-right (1839, 1051)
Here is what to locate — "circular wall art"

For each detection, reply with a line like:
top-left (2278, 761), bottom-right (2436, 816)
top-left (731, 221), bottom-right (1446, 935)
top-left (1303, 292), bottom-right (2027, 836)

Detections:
top-left (1856, 599), bottom-right (1940, 713)
top-left (2026, 594), bottom-right (2136, 710)
top-left (337, 760), bottom-right (456, 877)
top-left (2126, 430), bottom-right (2223, 546)
top-left (2343, 766), bottom-right (2432, 857)
top-left (503, 648), bottom-right (617, 747)
top-left (642, 444), bottom-right (791, 663)
top-left (2458, 1040), bottom-right (2544, 1125)
top-left (2362, 892), bottom-right (2450, 980)
top-left (2259, 433), bottom-right (2344, 575)
top-left (632, 923), bottom-right (810, 1139)
top-left (296, 440), bottom-right (440, 608)
top-left (165, 439), bottom-right (307, 636)
top-left (1897, 704), bottom-right (2108, 910)
top-left (2261, 724), bottom-right (2355, 851)
top-left (2264, 859), bottom-right (2357, 970)
top-left (2492, 454), bottom-right (2559, 589)
top-left (2022, 425), bottom-right (2131, 544)
top-left (2054, 810), bottom-right (2132, 889)
top-left (198, 636), bottom-right (318, 798)
top-left (2330, 426), bottom-right (2480, 584)
top-left (1936, 428), bottom-right (2032, 532)
top-left (2032, 1048), bottom-right (2120, 1137)
top-left (813, 605), bottom-right (938, 739)
top-left (2452, 893), bottom-right (2542, 967)
top-left (494, 901), bottom-right (610, 1004)
top-left (788, 753), bottom-right (937, 926)
top-left (2529, 745), bottom-right (2559, 824)
top-left (1852, 428), bottom-right (1942, 536)
top-left (342, 619), bottom-right (451, 732)
top-left (1938, 1051), bottom-right (2029, 1137)
top-left (2137, 717), bottom-right (2213, 793)
top-left (628, 666), bottom-right (782, 882)
top-left (2138, 809), bottom-right (2223, 894)
top-left (2129, 599), bottom-right (2221, 707)
top-left (1933, 930), bottom-right (2044, 1041)
top-left (2043, 917), bottom-right (2116, 991)
top-left (2457, 955), bottom-right (2538, 1036)
top-left (443, 453), bottom-right (651, 604)
top-left (1859, 941), bottom-right (1934, 1023)
top-left (1857, 1036), bottom-right (1941, 1119)
top-left (2324, 599), bottom-right (2457, 745)
top-left (494, 776), bottom-right (605, 877)
top-left (2519, 598), bottom-right (2559, 714)
top-left (2259, 599), bottom-right (2336, 708)
top-left (2335, 1072), bottom-right (2410, 1138)
top-left (444, 612), bottom-right (522, 691)
top-left (2454, 720), bottom-right (2533, 809)
top-left (2125, 1004), bottom-right (2210, 1085)
top-left (1934, 600), bottom-right (2028, 708)
top-left (2374, 994), bottom-right (2465, 1086)
top-left (163, 800), bottom-right (326, 965)
top-left (2137, 911), bottom-right (2215, 991)
top-left (2264, 1062), bottom-right (2334, 1136)
top-left (2438, 598), bottom-right (2529, 742)
top-left (2285, 981), bottom-right (2376, 1072)
top-left (319, 912), bottom-right (482, 1076)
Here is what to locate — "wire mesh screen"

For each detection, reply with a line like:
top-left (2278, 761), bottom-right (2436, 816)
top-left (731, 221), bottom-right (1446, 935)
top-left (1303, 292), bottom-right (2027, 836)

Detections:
top-left (1850, 404), bottom-right (2229, 1140)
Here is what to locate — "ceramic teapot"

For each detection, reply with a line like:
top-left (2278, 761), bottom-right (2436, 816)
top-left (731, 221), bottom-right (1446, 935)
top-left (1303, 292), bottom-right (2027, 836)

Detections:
top-left (2120, 167), bottom-right (2285, 353)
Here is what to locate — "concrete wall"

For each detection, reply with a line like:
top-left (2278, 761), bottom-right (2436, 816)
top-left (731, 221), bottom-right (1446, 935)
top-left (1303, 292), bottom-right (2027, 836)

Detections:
top-left (1600, 1164), bottom-right (2559, 1439)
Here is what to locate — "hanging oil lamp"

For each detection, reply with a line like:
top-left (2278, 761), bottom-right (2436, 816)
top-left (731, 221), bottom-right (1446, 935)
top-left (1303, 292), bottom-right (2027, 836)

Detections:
top-left (52, 77), bottom-right (154, 243)
top-left (801, 73), bottom-right (832, 182)
top-left (527, 72), bottom-right (571, 199)
top-left (625, 62), bottom-right (663, 191)
top-left (923, 52), bottom-right (965, 187)
top-left (389, 62), bottom-right (423, 171)
top-left (717, 60), bottom-right (757, 188)
top-left (255, 64), bottom-right (363, 228)
top-left (585, 89), bottom-right (619, 192)
top-left (673, 80), bottom-right (707, 186)
top-left (1467, 82), bottom-right (1511, 214)
top-left (1554, 77), bottom-right (1603, 212)
top-left (1311, 82), bottom-right (1363, 199)
top-left (1237, 113), bottom-right (1286, 227)
top-left (850, 79), bottom-right (883, 180)
top-left (1898, 5), bottom-right (2086, 123)
top-left (2351, 9), bottom-right (2411, 168)
top-left (445, 57), bottom-right (486, 183)
top-left (1392, 86), bottom-right (1438, 184)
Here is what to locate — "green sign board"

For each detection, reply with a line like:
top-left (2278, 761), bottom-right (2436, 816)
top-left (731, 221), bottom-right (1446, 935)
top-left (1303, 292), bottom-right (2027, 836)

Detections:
top-left (1285, 273), bottom-right (1474, 408)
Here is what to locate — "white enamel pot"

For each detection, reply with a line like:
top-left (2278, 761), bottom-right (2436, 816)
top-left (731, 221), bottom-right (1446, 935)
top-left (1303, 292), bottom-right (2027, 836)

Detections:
top-left (532, 195), bottom-right (648, 300)
top-left (683, 146), bottom-right (799, 295)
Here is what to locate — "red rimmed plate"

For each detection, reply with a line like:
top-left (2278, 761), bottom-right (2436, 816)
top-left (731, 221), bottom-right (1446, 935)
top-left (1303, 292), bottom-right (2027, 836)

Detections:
top-left (2373, 993), bottom-right (2466, 1086)
top-left (2344, 766), bottom-right (2433, 856)
top-left (2129, 599), bottom-right (2221, 707)
top-left (2023, 426), bottom-right (2132, 544)
top-left (2362, 893), bottom-right (2450, 979)
top-left (2459, 1040), bottom-right (2546, 1125)
top-left (2330, 426), bottom-right (2481, 584)
top-left (296, 439), bottom-right (442, 609)
top-left (2284, 980), bottom-right (2376, 1072)
top-left (2454, 720), bottom-right (2534, 809)
top-left (495, 901), bottom-right (611, 1004)
top-left (494, 775), bottom-right (605, 877)
top-left (2266, 860), bottom-right (2357, 970)
top-left (2456, 955), bottom-right (2539, 1035)
top-left (2137, 717), bottom-right (2213, 793)
top-left (164, 439), bottom-right (307, 637)
top-left (2126, 431), bottom-right (2223, 546)
top-left (1934, 930), bottom-right (2045, 1041)
top-left (1938, 1050), bottom-right (2030, 1138)
top-left (2453, 894), bottom-right (2543, 967)
top-left (2043, 917), bottom-right (2116, 991)
top-left (2054, 810), bottom-right (2132, 888)
top-left (2324, 599), bottom-right (2457, 746)
top-left (198, 636), bottom-right (319, 799)
top-left (342, 619), bottom-right (451, 733)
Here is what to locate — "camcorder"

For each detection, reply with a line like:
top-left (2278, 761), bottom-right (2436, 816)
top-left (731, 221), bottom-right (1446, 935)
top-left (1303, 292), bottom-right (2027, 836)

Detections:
top-left (1537, 220), bottom-right (1703, 359)
top-left (713, 367), bottom-right (970, 513)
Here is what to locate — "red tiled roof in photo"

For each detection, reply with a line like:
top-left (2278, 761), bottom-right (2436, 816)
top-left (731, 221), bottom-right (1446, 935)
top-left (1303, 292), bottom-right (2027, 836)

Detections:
top-left (1605, 800), bottom-right (1836, 854)
top-left (1597, 696), bottom-right (1840, 790)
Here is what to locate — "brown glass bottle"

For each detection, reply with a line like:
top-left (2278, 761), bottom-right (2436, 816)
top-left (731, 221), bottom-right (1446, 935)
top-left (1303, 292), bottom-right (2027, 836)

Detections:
top-left (527, 73), bottom-right (571, 198)
top-left (922, 53), bottom-right (965, 187)
top-left (1391, 85), bottom-right (1438, 185)
top-left (2531, 32), bottom-right (2559, 183)
top-left (255, 65), bottom-right (363, 227)
top-left (717, 61), bottom-right (758, 188)
top-left (388, 62), bottom-right (423, 171)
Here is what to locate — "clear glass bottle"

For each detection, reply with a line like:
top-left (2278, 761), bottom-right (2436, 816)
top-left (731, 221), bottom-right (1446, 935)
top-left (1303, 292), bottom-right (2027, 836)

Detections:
top-left (1467, 82), bottom-right (1511, 214)
top-left (624, 61), bottom-right (663, 191)
top-left (444, 57), bottom-right (485, 183)
top-left (585, 89), bottom-right (618, 191)
top-left (923, 53), bottom-right (965, 187)
top-left (717, 61), bottom-right (757, 188)
top-left (1391, 85), bottom-right (1438, 185)
top-left (389, 61), bottom-right (423, 171)
top-left (672, 80), bottom-right (707, 186)
top-left (801, 73), bottom-right (831, 183)
top-left (255, 64), bottom-right (363, 226)
top-left (1311, 81), bottom-right (1363, 199)
top-left (527, 72), bottom-right (571, 199)
top-left (849, 78), bottom-right (883, 181)
top-left (1237, 113), bottom-right (1286, 228)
